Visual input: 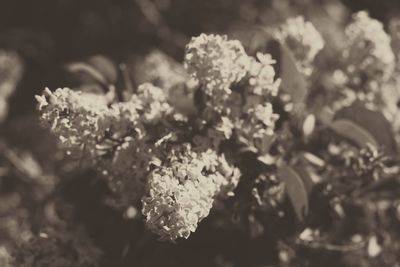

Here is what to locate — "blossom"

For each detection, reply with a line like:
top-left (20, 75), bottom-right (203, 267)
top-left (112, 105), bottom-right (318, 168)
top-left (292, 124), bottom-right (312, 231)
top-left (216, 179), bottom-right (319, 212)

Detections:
top-left (36, 85), bottom-right (173, 206)
top-left (35, 87), bottom-right (111, 157)
top-left (135, 83), bottom-right (173, 123)
top-left (343, 11), bottom-right (395, 86)
top-left (236, 102), bottom-right (279, 154)
top-left (245, 53), bottom-right (281, 96)
top-left (184, 34), bottom-right (249, 94)
top-left (141, 144), bottom-right (240, 241)
top-left (277, 16), bottom-right (324, 75)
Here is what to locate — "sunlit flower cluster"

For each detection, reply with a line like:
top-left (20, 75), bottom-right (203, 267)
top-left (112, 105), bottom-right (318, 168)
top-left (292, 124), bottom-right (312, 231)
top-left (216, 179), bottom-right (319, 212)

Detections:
top-left (36, 85), bottom-right (173, 205)
top-left (141, 144), bottom-right (240, 241)
top-left (185, 34), bottom-right (249, 95)
top-left (184, 34), bottom-right (280, 154)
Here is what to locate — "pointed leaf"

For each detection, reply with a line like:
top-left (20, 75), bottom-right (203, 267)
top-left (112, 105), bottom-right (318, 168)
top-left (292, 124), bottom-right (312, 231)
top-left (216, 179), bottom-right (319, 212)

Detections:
top-left (294, 165), bottom-right (320, 195)
top-left (335, 105), bottom-right (397, 154)
top-left (278, 164), bottom-right (309, 222)
top-left (65, 62), bottom-right (108, 86)
top-left (330, 119), bottom-right (379, 149)
top-left (280, 44), bottom-right (308, 105)
top-left (87, 55), bottom-right (118, 84)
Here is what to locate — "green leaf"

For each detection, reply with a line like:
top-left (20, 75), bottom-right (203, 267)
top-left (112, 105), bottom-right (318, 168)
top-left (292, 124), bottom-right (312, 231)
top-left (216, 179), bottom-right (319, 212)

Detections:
top-left (280, 44), bottom-right (308, 106)
top-left (329, 119), bottom-right (379, 149)
top-left (335, 105), bottom-right (397, 154)
top-left (278, 163), bottom-right (309, 222)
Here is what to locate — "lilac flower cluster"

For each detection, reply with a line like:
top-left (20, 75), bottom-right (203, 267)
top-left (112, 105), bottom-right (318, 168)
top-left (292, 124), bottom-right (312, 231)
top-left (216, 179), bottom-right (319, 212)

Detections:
top-left (36, 84), bottom-right (172, 206)
top-left (185, 34), bottom-right (280, 154)
top-left (142, 144), bottom-right (240, 241)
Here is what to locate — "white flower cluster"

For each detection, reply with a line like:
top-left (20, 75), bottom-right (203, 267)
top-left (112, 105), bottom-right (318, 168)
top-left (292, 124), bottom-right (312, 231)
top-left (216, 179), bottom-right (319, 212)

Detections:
top-left (184, 34), bottom-right (280, 154)
top-left (141, 144), bottom-right (240, 241)
top-left (185, 34), bottom-right (249, 95)
top-left (276, 16), bottom-right (324, 76)
top-left (343, 11), bottom-right (395, 86)
top-left (135, 83), bottom-right (173, 123)
top-left (36, 84), bottom-right (172, 205)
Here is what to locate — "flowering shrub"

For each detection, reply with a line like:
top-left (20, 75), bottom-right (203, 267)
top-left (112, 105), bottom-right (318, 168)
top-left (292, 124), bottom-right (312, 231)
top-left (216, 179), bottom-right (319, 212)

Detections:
top-left (1, 1), bottom-right (400, 267)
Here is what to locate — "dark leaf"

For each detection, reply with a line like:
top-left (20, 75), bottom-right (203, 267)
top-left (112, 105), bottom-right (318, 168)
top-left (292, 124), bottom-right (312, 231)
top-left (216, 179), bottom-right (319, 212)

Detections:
top-left (335, 105), bottom-right (396, 154)
top-left (280, 44), bottom-right (308, 106)
top-left (278, 163), bottom-right (309, 222)
top-left (294, 165), bottom-right (320, 195)
top-left (87, 55), bottom-right (118, 84)
top-left (329, 119), bottom-right (378, 149)
top-left (65, 62), bottom-right (108, 87)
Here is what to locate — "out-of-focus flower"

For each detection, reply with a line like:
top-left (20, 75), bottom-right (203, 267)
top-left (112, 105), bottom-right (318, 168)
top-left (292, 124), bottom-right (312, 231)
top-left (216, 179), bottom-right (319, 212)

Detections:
top-left (0, 246), bottom-right (13, 267)
top-left (132, 50), bottom-right (189, 91)
top-left (343, 11), bottom-right (395, 86)
top-left (135, 83), bottom-right (173, 123)
top-left (14, 227), bottom-right (102, 267)
top-left (0, 50), bottom-right (24, 98)
top-left (0, 50), bottom-right (24, 122)
top-left (132, 50), bottom-right (197, 116)
top-left (0, 209), bottom-right (32, 258)
top-left (276, 16), bottom-right (324, 76)
top-left (142, 144), bottom-right (240, 241)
